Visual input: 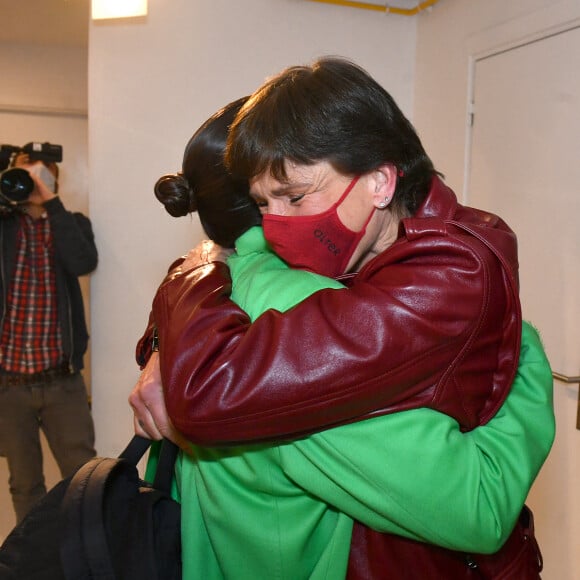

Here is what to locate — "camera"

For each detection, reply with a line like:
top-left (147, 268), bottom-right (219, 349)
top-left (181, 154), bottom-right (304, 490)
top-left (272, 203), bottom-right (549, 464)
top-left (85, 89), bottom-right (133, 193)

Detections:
top-left (0, 142), bottom-right (63, 171)
top-left (0, 142), bottom-right (63, 214)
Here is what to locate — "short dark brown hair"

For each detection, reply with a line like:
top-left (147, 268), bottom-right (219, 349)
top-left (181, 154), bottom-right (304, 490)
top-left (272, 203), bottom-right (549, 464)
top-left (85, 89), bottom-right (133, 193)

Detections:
top-left (226, 56), bottom-right (437, 216)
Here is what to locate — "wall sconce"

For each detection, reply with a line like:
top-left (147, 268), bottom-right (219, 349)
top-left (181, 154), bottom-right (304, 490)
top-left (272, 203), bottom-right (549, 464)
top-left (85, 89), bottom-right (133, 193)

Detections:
top-left (91, 0), bottom-right (148, 20)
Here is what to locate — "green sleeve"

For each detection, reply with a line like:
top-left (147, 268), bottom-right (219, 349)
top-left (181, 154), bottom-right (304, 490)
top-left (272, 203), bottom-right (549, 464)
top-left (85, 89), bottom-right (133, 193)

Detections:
top-left (278, 321), bottom-right (555, 553)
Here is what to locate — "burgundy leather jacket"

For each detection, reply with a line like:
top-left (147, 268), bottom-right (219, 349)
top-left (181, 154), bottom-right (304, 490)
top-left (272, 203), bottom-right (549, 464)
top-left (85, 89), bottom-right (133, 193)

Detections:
top-left (137, 177), bottom-right (521, 446)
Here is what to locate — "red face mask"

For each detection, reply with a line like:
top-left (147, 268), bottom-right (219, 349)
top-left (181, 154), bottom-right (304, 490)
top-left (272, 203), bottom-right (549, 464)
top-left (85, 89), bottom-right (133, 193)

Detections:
top-left (262, 175), bottom-right (375, 278)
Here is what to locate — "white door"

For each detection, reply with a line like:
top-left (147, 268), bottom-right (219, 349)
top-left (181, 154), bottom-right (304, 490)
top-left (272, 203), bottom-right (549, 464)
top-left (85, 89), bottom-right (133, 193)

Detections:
top-left (468, 25), bottom-right (580, 580)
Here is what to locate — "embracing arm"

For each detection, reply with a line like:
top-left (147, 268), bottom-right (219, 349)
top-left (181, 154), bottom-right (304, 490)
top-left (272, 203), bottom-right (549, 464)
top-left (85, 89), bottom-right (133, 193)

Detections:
top-left (135, 226), bottom-right (549, 557)
top-left (279, 322), bottom-right (555, 553)
top-left (152, 232), bottom-right (519, 444)
top-left (135, 231), bottom-right (552, 554)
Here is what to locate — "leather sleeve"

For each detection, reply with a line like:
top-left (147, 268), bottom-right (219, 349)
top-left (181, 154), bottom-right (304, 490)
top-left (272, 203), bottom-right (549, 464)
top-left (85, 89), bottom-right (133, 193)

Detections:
top-left (152, 227), bottom-right (520, 446)
top-left (135, 256), bottom-right (186, 368)
top-left (135, 311), bottom-right (156, 369)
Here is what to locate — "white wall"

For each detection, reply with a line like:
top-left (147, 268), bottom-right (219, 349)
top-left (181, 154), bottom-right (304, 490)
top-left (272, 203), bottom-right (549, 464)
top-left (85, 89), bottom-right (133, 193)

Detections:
top-left (0, 43), bottom-right (87, 113)
top-left (89, 0), bottom-right (418, 455)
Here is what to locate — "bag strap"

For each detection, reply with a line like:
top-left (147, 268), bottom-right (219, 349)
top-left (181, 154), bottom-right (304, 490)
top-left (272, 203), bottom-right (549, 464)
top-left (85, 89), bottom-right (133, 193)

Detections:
top-left (119, 434), bottom-right (153, 464)
top-left (60, 436), bottom-right (179, 580)
top-left (119, 435), bottom-right (179, 493)
top-left (152, 438), bottom-right (180, 493)
top-left (60, 457), bottom-right (122, 580)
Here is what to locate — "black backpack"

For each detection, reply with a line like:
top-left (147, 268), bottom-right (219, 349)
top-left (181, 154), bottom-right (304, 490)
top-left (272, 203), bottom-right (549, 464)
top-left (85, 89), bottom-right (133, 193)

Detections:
top-left (0, 436), bottom-right (181, 580)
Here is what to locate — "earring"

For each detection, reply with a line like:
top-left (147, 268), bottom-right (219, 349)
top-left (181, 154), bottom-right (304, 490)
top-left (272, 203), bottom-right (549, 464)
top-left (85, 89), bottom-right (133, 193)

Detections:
top-left (378, 197), bottom-right (390, 209)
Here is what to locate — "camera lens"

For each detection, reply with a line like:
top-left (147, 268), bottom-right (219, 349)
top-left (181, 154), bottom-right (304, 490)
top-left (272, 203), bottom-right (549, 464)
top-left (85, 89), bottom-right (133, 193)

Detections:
top-left (0, 168), bottom-right (34, 204)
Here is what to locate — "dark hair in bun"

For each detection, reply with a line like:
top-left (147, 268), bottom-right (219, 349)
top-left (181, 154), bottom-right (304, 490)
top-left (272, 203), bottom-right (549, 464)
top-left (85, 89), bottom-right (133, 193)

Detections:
top-left (154, 97), bottom-right (262, 248)
top-left (154, 173), bottom-right (195, 217)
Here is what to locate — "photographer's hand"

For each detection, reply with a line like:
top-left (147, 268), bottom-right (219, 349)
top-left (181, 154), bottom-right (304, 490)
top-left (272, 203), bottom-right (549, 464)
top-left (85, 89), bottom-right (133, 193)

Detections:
top-left (29, 175), bottom-right (57, 205)
top-left (13, 154), bottom-right (57, 205)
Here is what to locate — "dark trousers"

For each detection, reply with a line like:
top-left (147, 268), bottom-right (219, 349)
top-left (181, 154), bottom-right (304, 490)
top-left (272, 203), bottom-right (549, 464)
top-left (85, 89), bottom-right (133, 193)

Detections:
top-left (0, 372), bottom-right (96, 522)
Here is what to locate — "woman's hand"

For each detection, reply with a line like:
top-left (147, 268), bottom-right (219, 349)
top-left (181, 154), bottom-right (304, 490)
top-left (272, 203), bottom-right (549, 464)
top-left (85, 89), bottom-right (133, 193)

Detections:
top-left (129, 353), bottom-right (190, 450)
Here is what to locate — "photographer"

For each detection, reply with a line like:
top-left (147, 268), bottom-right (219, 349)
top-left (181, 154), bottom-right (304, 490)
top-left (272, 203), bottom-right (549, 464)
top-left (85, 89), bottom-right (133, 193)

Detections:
top-left (0, 145), bottom-right (97, 523)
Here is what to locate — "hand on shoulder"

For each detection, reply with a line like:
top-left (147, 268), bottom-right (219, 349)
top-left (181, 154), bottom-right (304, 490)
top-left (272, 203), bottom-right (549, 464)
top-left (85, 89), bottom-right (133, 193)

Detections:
top-left (181, 240), bottom-right (234, 271)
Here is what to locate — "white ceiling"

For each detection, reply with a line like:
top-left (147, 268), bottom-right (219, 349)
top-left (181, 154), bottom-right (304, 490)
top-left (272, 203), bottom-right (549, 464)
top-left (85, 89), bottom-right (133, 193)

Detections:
top-left (0, 0), bottom-right (89, 47)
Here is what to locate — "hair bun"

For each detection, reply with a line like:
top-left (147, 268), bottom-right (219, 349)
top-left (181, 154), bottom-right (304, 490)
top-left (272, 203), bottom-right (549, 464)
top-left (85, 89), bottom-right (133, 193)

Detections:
top-left (154, 173), bottom-right (197, 217)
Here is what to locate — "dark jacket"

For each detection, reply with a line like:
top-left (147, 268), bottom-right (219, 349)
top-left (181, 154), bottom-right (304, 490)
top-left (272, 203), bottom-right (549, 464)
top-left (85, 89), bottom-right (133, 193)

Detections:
top-left (137, 177), bottom-right (521, 445)
top-left (0, 197), bottom-right (98, 372)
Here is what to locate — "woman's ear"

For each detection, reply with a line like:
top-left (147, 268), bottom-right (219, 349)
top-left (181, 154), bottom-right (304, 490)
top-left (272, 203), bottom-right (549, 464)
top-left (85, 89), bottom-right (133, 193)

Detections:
top-left (371, 164), bottom-right (398, 209)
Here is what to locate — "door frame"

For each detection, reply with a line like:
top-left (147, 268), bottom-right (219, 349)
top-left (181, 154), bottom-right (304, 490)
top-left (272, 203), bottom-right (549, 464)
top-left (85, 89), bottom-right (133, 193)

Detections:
top-left (463, 19), bottom-right (580, 205)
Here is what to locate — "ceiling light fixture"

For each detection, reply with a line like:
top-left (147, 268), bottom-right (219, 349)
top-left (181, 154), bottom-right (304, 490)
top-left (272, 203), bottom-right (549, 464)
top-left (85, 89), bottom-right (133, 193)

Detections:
top-left (91, 0), bottom-right (148, 20)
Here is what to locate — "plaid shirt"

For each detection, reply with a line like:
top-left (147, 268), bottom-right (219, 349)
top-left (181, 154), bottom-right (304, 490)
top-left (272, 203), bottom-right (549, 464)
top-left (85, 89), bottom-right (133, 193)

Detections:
top-left (0, 212), bottom-right (63, 373)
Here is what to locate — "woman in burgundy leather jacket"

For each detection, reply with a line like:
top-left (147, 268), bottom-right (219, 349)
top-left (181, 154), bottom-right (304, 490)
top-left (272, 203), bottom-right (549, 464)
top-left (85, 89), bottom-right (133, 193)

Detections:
top-left (131, 58), bottom-right (546, 577)
top-left (133, 57), bottom-right (520, 441)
